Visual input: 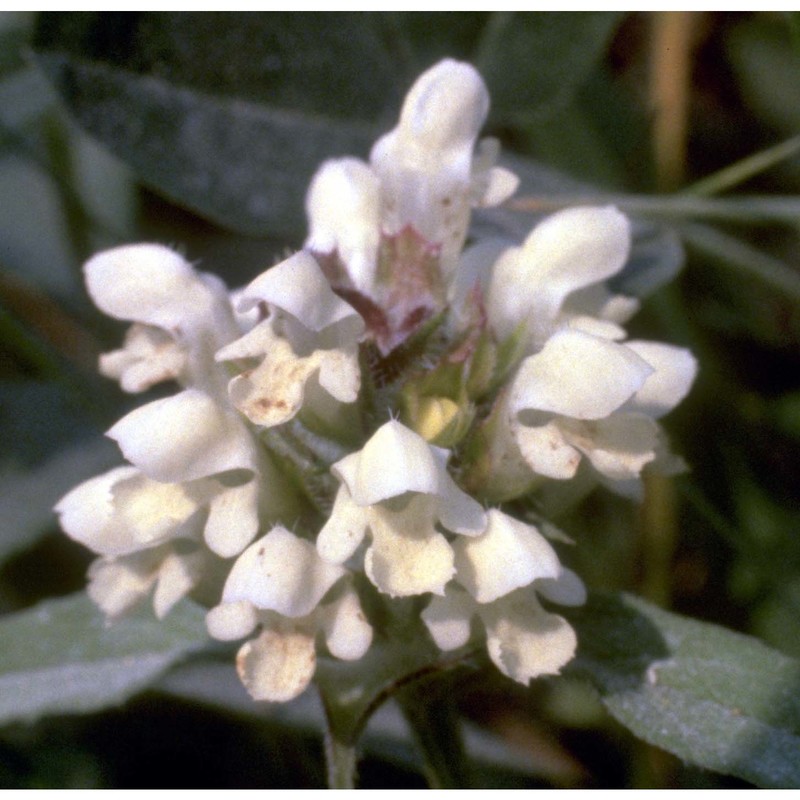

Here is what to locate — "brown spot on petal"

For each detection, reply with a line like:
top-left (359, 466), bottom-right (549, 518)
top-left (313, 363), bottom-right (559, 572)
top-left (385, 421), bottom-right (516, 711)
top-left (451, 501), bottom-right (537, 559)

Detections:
top-left (255, 397), bottom-right (289, 412)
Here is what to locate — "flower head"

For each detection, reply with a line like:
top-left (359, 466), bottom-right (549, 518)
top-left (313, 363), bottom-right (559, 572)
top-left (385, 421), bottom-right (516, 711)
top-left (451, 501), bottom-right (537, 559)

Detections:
top-left (55, 58), bottom-right (697, 711)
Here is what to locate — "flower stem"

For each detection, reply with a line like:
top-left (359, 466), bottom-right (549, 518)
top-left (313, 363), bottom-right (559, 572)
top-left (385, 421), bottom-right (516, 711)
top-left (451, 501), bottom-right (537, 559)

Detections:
top-left (397, 677), bottom-right (472, 788)
top-left (324, 727), bottom-right (357, 789)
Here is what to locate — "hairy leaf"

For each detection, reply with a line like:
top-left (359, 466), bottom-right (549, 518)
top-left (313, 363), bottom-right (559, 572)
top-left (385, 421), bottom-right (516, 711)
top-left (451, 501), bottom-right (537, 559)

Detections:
top-left (0, 593), bottom-right (209, 723)
top-left (32, 12), bottom-right (623, 238)
top-left (477, 12), bottom-right (623, 124)
top-left (567, 592), bottom-right (800, 788)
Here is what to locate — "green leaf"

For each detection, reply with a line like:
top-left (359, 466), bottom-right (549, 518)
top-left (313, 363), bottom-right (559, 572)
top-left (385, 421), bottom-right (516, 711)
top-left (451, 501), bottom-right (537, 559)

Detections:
top-left (476, 12), bottom-right (624, 125)
top-left (727, 17), bottom-right (800, 137)
top-left (31, 12), bottom-right (625, 239)
top-left (32, 12), bottom-right (395, 238)
top-left (567, 592), bottom-right (800, 788)
top-left (0, 593), bottom-right (209, 724)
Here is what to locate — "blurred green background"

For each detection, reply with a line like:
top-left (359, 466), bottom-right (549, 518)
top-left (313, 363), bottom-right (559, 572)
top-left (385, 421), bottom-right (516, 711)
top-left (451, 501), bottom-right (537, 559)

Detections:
top-left (1, 11), bottom-right (800, 787)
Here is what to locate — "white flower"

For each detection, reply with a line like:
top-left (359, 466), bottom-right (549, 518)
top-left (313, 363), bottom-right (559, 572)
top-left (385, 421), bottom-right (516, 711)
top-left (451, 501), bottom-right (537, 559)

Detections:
top-left (370, 59), bottom-right (517, 280)
top-left (56, 243), bottom-right (302, 621)
top-left (485, 206), bottom-right (635, 351)
top-left (86, 542), bottom-right (207, 620)
top-left (304, 60), bottom-right (517, 353)
top-left (422, 510), bottom-right (586, 684)
top-left (55, 465), bottom-right (211, 618)
top-left (507, 328), bottom-right (697, 486)
top-left (216, 251), bottom-right (364, 428)
top-left (316, 420), bottom-right (487, 597)
top-left (84, 243), bottom-right (239, 399)
top-left (206, 527), bottom-right (372, 702)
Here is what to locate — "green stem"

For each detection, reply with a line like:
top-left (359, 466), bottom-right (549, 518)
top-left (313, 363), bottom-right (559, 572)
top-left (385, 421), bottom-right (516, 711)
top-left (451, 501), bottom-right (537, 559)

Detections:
top-left (684, 134), bottom-right (800, 197)
top-left (397, 678), bottom-right (471, 788)
top-left (324, 727), bottom-right (357, 789)
top-left (509, 193), bottom-right (800, 227)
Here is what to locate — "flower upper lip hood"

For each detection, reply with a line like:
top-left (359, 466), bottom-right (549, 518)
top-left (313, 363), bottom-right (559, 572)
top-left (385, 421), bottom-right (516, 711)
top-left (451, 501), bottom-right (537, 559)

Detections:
top-left (304, 59), bottom-right (518, 354)
top-left (331, 419), bottom-right (486, 533)
top-left (485, 205), bottom-right (633, 350)
top-left (369, 58), bottom-right (489, 189)
top-left (84, 242), bottom-right (240, 398)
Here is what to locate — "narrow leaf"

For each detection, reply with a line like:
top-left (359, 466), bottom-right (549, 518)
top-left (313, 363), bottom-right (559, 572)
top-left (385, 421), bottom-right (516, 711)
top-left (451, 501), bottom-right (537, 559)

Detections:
top-left (567, 592), bottom-right (800, 787)
top-left (33, 51), bottom-right (376, 238)
top-left (0, 593), bottom-right (209, 723)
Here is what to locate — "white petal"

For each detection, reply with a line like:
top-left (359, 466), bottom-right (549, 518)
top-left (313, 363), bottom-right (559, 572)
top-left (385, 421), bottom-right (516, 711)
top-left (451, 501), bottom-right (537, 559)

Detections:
top-left (565, 283), bottom-right (640, 326)
top-left (481, 588), bottom-right (578, 683)
top-left (222, 330), bottom-right (314, 427)
top-left (204, 478), bottom-right (261, 558)
top-left (488, 206), bottom-right (631, 342)
top-left (99, 324), bottom-right (187, 392)
top-left (477, 165), bottom-right (519, 207)
top-left (430, 444), bottom-right (487, 534)
top-left (206, 600), bottom-right (259, 641)
top-left (624, 341), bottom-right (697, 419)
top-left (55, 466), bottom-right (202, 556)
top-left (511, 330), bottom-right (653, 420)
top-left (320, 586), bottom-right (373, 661)
top-left (222, 526), bottom-right (346, 617)
top-left (55, 466), bottom-right (136, 554)
top-left (316, 484), bottom-right (369, 564)
top-left (560, 413), bottom-right (659, 481)
top-left (236, 626), bottom-right (316, 703)
top-left (365, 501), bottom-right (455, 597)
top-left (437, 473), bottom-right (488, 536)
top-left (84, 243), bottom-right (221, 329)
top-left (421, 587), bottom-right (476, 651)
top-left (220, 319), bottom-right (361, 428)
top-left (238, 251), bottom-right (363, 336)
top-left (513, 419), bottom-right (582, 480)
top-left (316, 346), bottom-right (361, 404)
top-left (153, 548), bottom-right (204, 619)
top-left (305, 158), bottom-right (382, 293)
top-left (108, 388), bottom-right (257, 482)
top-left (566, 314), bottom-right (627, 341)
top-left (333, 420), bottom-right (444, 506)
top-left (449, 238), bottom-right (509, 325)
top-left (453, 509), bottom-right (561, 603)
top-left (86, 552), bottom-right (159, 619)
top-left (536, 567), bottom-right (587, 607)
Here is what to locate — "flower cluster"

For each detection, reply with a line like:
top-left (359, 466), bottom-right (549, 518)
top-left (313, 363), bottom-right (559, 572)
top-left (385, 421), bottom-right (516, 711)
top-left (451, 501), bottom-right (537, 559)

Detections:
top-left (56, 59), bottom-right (696, 703)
